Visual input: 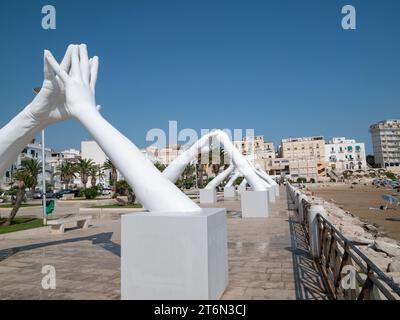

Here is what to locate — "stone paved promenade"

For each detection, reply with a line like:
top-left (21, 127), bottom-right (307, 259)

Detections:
top-left (0, 187), bottom-right (328, 300)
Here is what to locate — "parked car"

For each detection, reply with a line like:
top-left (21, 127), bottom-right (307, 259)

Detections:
top-left (55, 189), bottom-right (80, 199)
top-left (101, 188), bottom-right (112, 196)
top-left (33, 191), bottom-right (42, 199)
top-left (43, 192), bottom-right (56, 199)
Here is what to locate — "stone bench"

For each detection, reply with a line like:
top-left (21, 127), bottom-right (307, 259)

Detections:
top-left (62, 194), bottom-right (75, 200)
top-left (47, 215), bottom-right (92, 234)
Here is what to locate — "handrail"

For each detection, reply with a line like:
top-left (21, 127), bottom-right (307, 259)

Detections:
top-left (287, 183), bottom-right (400, 300)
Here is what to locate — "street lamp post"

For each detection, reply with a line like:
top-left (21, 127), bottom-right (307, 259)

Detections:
top-left (34, 87), bottom-right (47, 225)
top-left (42, 129), bottom-right (47, 225)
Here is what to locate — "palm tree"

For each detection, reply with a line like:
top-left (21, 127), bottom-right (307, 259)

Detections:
top-left (210, 147), bottom-right (226, 176)
top-left (1, 159), bottom-right (41, 226)
top-left (89, 165), bottom-right (104, 187)
top-left (196, 153), bottom-right (205, 188)
top-left (56, 161), bottom-right (77, 189)
top-left (76, 159), bottom-right (95, 188)
top-left (103, 159), bottom-right (118, 191)
top-left (153, 161), bottom-right (166, 172)
top-left (183, 163), bottom-right (195, 178)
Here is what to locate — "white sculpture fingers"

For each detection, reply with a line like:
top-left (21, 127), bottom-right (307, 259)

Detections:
top-left (0, 44), bottom-right (92, 177)
top-left (46, 45), bottom-right (201, 213)
top-left (89, 56), bottom-right (99, 94)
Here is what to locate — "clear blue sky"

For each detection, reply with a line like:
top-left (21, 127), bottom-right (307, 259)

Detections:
top-left (0, 0), bottom-right (399, 153)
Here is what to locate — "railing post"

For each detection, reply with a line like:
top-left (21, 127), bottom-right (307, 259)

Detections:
top-left (308, 205), bottom-right (327, 258)
top-left (298, 194), bottom-right (309, 222)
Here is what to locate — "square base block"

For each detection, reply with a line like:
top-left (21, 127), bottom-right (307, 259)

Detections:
top-left (241, 190), bottom-right (269, 218)
top-left (121, 208), bottom-right (228, 300)
top-left (223, 186), bottom-right (236, 199)
top-left (267, 187), bottom-right (276, 203)
top-left (237, 185), bottom-right (247, 194)
top-left (200, 188), bottom-right (217, 204)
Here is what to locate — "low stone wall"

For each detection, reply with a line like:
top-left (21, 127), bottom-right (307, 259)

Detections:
top-left (287, 184), bottom-right (400, 288)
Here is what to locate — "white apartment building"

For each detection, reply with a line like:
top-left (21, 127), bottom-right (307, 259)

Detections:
top-left (234, 135), bottom-right (276, 171)
top-left (81, 140), bottom-right (108, 165)
top-left (280, 136), bottom-right (326, 180)
top-left (49, 148), bottom-right (82, 189)
top-left (81, 141), bottom-right (115, 188)
top-left (156, 144), bottom-right (182, 165)
top-left (325, 137), bottom-right (367, 171)
top-left (369, 120), bottom-right (400, 172)
top-left (1, 140), bottom-right (53, 189)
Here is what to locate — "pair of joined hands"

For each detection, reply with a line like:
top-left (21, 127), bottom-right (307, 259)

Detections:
top-left (10, 44), bottom-right (201, 212)
top-left (26, 44), bottom-right (99, 127)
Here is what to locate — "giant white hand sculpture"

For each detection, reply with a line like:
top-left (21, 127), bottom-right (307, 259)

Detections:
top-left (45, 45), bottom-right (200, 213)
top-left (162, 132), bottom-right (214, 182)
top-left (205, 164), bottom-right (235, 189)
top-left (225, 171), bottom-right (242, 188)
top-left (0, 45), bottom-right (97, 176)
top-left (254, 164), bottom-right (277, 187)
top-left (162, 129), bottom-right (266, 191)
top-left (239, 178), bottom-right (247, 187)
top-left (254, 164), bottom-right (279, 196)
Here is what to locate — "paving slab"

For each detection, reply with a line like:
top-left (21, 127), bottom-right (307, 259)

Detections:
top-left (0, 187), bottom-right (329, 300)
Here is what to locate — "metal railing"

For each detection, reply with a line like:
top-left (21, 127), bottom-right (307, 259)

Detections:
top-left (287, 184), bottom-right (400, 300)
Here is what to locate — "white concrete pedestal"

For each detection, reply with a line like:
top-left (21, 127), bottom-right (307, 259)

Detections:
top-left (267, 187), bottom-right (276, 203)
top-left (224, 186), bottom-right (236, 199)
top-left (237, 185), bottom-right (247, 194)
top-left (241, 190), bottom-right (269, 218)
top-left (200, 188), bottom-right (217, 204)
top-left (121, 208), bottom-right (228, 300)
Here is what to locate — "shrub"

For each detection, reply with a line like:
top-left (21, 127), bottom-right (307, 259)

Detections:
top-left (80, 186), bottom-right (98, 200)
top-left (235, 177), bottom-right (244, 185)
top-left (385, 171), bottom-right (397, 181)
top-left (115, 180), bottom-right (136, 204)
top-left (310, 178), bottom-right (316, 183)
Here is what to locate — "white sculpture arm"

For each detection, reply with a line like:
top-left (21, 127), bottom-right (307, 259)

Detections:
top-left (205, 164), bottom-right (234, 189)
top-left (0, 45), bottom-right (81, 176)
top-left (162, 131), bottom-right (215, 182)
top-left (225, 171), bottom-right (242, 187)
top-left (239, 178), bottom-right (247, 187)
top-left (254, 164), bottom-right (277, 186)
top-left (162, 129), bottom-right (266, 191)
top-left (46, 45), bottom-right (200, 213)
top-left (214, 130), bottom-right (266, 191)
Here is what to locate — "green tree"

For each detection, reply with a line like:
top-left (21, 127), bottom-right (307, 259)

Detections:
top-left (103, 159), bottom-right (118, 191)
top-left (89, 165), bottom-right (104, 187)
top-left (56, 161), bottom-right (77, 189)
top-left (115, 180), bottom-right (136, 204)
top-left (385, 171), bottom-right (397, 181)
top-left (210, 147), bottom-right (227, 176)
top-left (1, 159), bottom-right (41, 226)
top-left (76, 159), bottom-right (95, 188)
top-left (153, 161), bottom-right (166, 172)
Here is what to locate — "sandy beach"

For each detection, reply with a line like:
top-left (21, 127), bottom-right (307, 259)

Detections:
top-left (310, 185), bottom-right (400, 241)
